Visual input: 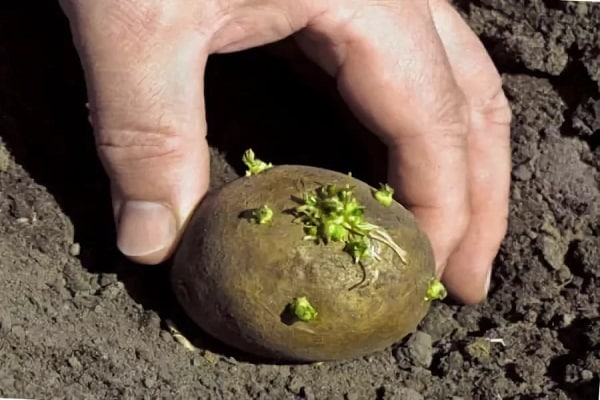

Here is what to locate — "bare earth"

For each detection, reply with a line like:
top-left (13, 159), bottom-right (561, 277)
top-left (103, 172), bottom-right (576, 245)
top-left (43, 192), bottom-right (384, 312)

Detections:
top-left (0, 1), bottom-right (598, 399)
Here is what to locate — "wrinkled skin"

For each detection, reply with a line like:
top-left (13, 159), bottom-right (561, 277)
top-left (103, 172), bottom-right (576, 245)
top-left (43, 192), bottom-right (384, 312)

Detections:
top-left (171, 166), bottom-right (436, 362)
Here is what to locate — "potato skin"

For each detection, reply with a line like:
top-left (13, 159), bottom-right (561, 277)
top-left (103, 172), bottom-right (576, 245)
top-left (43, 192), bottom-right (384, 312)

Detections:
top-left (171, 165), bottom-right (436, 362)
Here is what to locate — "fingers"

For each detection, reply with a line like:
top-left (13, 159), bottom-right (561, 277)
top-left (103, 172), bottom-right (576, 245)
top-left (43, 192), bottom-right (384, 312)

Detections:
top-left (430, 0), bottom-right (512, 303)
top-left (61, 2), bottom-right (211, 264)
top-left (298, 2), bottom-right (471, 275)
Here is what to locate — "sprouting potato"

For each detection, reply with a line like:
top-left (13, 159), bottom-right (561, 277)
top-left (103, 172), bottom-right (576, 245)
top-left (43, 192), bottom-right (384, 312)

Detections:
top-left (170, 152), bottom-right (444, 362)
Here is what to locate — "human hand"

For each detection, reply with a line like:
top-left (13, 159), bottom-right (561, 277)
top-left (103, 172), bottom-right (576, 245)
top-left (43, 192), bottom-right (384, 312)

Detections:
top-left (59, 0), bottom-right (511, 304)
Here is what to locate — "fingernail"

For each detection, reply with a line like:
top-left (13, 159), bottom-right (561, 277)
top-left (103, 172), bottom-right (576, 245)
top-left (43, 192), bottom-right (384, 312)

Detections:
top-left (116, 201), bottom-right (176, 257)
top-left (484, 268), bottom-right (492, 295)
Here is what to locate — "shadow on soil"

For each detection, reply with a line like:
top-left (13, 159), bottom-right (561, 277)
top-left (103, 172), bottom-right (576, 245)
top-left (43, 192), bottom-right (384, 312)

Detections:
top-left (0, 2), bottom-right (388, 363)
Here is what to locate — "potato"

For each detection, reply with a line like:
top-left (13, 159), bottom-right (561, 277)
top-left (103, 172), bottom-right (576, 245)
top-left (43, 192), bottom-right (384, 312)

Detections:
top-left (170, 163), bottom-right (440, 362)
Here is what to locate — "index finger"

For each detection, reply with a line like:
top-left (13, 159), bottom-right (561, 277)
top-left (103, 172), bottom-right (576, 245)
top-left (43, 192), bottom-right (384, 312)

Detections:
top-left (298, 1), bottom-right (471, 273)
top-left (430, 0), bottom-right (512, 303)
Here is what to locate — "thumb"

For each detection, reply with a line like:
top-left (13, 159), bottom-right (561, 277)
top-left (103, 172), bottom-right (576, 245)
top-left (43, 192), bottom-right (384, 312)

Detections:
top-left (64, 5), bottom-right (210, 264)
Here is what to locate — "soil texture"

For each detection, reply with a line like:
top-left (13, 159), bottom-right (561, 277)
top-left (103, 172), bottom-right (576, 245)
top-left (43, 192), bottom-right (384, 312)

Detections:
top-left (0, 1), bottom-right (598, 399)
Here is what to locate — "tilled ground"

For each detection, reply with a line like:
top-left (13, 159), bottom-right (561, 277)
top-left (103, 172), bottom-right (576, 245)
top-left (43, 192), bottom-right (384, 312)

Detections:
top-left (0, 1), bottom-right (598, 399)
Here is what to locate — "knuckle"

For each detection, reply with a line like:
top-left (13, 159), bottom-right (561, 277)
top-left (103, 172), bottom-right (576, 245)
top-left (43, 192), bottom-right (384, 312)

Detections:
top-left (472, 80), bottom-right (513, 127)
top-left (431, 93), bottom-right (470, 145)
top-left (96, 126), bottom-right (185, 164)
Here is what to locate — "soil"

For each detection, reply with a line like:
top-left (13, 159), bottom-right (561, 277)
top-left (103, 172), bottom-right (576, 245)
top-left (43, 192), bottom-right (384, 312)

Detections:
top-left (0, 1), bottom-right (598, 399)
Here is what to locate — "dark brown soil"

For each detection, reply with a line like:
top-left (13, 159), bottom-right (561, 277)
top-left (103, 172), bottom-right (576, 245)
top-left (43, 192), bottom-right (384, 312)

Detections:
top-left (0, 1), bottom-right (598, 399)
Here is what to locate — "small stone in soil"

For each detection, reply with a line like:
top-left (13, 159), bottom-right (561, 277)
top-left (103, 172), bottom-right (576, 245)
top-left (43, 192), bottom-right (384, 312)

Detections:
top-left (68, 243), bottom-right (80, 257)
top-left (580, 369), bottom-right (594, 381)
top-left (512, 164), bottom-right (533, 181)
top-left (541, 235), bottom-right (566, 270)
top-left (67, 356), bottom-right (82, 369)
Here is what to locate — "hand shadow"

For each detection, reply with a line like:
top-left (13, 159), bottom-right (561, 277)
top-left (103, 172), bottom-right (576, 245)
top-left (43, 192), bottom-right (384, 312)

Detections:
top-left (0, 1), bottom-right (388, 364)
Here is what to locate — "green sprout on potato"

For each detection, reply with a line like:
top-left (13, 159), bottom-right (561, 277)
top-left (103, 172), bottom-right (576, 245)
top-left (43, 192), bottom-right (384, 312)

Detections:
top-left (240, 148), bottom-right (407, 275)
top-left (373, 183), bottom-right (394, 207)
top-left (242, 149), bottom-right (273, 176)
top-left (290, 296), bottom-right (318, 322)
top-left (292, 183), bottom-right (408, 264)
top-left (424, 278), bottom-right (447, 302)
top-left (251, 205), bottom-right (274, 224)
